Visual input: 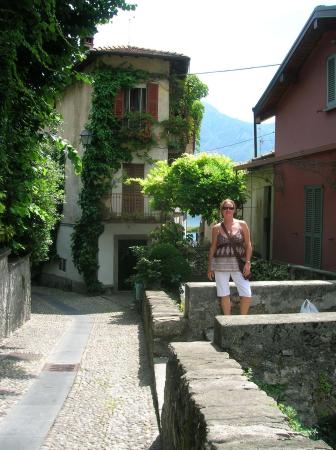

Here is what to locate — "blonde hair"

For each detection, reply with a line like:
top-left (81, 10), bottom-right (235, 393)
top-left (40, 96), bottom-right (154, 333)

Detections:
top-left (220, 198), bottom-right (236, 210)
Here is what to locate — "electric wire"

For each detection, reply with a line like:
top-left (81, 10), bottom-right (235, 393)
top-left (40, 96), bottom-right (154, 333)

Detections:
top-left (189, 63), bottom-right (281, 76)
top-left (203, 131), bottom-right (275, 153)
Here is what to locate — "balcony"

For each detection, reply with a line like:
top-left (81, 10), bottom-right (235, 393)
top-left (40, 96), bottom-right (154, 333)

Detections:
top-left (101, 193), bottom-right (166, 223)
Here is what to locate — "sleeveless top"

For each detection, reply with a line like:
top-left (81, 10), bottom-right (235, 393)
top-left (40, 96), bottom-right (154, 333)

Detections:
top-left (211, 222), bottom-right (246, 272)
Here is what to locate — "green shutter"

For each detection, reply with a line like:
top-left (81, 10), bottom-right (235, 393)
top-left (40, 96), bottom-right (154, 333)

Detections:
top-left (327, 54), bottom-right (336, 109)
top-left (304, 185), bottom-right (323, 268)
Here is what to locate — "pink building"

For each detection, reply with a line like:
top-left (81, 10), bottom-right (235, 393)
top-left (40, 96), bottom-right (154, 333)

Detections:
top-left (238, 6), bottom-right (336, 272)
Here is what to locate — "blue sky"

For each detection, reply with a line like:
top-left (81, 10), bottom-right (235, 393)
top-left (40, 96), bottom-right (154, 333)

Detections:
top-left (95, 0), bottom-right (336, 123)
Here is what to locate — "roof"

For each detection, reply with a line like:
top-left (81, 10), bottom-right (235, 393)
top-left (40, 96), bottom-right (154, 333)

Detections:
top-left (235, 143), bottom-right (336, 170)
top-left (78, 45), bottom-right (190, 75)
top-left (253, 5), bottom-right (336, 123)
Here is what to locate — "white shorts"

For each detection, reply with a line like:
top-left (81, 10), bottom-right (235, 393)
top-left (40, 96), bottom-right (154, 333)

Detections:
top-left (214, 271), bottom-right (252, 297)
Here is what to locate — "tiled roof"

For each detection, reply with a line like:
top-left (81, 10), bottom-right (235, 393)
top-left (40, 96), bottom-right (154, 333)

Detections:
top-left (91, 45), bottom-right (189, 60)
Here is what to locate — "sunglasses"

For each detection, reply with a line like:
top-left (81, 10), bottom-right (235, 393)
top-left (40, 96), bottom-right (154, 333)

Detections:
top-left (222, 206), bottom-right (234, 211)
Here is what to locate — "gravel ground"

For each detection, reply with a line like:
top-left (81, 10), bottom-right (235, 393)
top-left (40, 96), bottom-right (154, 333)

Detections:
top-left (0, 286), bottom-right (161, 450)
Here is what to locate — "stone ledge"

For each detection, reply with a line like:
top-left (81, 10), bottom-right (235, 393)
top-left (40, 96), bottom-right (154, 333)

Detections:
top-left (143, 291), bottom-right (187, 360)
top-left (161, 341), bottom-right (330, 449)
top-left (214, 313), bottom-right (336, 429)
top-left (185, 280), bottom-right (336, 339)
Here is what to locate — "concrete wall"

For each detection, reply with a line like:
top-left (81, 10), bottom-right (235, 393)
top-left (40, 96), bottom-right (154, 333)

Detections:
top-left (161, 341), bottom-right (329, 449)
top-left (214, 312), bottom-right (336, 428)
top-left (185, 280), bottom-right (336, 339)
top-left (0, 249), bottom-right (31, 340)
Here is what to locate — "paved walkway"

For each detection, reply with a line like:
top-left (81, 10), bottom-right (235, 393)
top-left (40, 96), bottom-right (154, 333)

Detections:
top-left (0, 286), bottom-right (161, 449)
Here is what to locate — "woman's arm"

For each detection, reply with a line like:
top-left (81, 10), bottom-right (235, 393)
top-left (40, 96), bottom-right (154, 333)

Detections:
top-left (240, 221), bottom-right (252, 276)
top-left (207, 224), bottom-right (219, 280)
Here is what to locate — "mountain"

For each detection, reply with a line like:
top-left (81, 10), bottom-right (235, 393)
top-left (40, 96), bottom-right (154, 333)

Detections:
top-left (200, 102), bottom-right (275, 162)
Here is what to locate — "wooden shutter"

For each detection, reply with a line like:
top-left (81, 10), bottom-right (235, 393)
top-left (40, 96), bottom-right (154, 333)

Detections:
top-left (147, 83), bottom-right (159, 120)
top-left (304, 185), bottom-right (323, 268)
top-left (327, 55), bottom-right (336, 108)
top-left (122, 164), bottom-right (144, 213)
top-left (114, 89), bottom-right (124, 118)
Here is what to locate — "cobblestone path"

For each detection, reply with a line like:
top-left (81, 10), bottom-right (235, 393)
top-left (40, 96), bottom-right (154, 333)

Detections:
top-left (0, 286), bottom-right (161, 450)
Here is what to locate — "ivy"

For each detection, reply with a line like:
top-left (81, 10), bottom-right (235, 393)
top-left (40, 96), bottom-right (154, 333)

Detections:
top-left (71, 65), bottom-right (155, 292)
top-left (0, 0), bottom-right (134, 265)
top-left (162, 74), bottom-right (208, 151)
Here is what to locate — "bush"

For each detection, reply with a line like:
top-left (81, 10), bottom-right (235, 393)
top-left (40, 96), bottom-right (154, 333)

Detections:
top-left (149, 242), bottom-right (191, 289)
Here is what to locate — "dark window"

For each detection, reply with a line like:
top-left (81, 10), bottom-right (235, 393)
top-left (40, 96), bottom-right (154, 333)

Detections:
top-left (304, 185), bottom-right (323, 268)
top-left (125, 88), bottom-right (147, 113)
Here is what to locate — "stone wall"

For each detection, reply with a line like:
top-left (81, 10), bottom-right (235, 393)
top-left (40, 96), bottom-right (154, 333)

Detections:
top-left (161, 341), bottom-right (329, 449)
top-left (142, 290), bottom-right (186, 360)
top-left (185, 280), bottom-right (336, 338)
top-left (214, 313), bottom-right (336, 429)
top-left (0, 249), bottom-right (31, 340)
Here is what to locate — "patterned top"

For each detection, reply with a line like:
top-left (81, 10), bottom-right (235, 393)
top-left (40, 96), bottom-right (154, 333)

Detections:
top-left (211, 223), bottom-right (246, 272)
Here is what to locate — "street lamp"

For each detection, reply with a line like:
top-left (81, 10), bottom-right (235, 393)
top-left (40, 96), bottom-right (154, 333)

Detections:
top-left (80, 129), bottom-right (93, 146)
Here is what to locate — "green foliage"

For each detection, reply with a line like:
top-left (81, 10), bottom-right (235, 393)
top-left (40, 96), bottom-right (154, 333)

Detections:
top-left (150, 242), bottom-right (191, 288)
top-left (251, 259), bottom-right (290, 281)
top-left (71, 66), bottom-right (153, 292)
top-left (162, 74), bottom-right (208, 151)
top-left (131, 221), bottom-right (193, 292)
top-left (0, 0), bottom-right (133, 264)
top-left (135, 153), bottom-right (247, 223)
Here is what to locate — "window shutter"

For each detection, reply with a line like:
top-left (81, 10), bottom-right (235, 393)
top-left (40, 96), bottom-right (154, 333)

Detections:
top-left (304, 185), bottom-right (323, 268)
top-left (327, 55), bottom-right (336, 108)
top-left (114, 89), bottom-right (124, 118)
top-left (147, 83), bottom-right (159, 120)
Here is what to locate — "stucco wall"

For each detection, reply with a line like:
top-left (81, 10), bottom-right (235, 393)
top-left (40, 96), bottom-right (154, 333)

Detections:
top-left (273, 151), bottom-right (336, 271)
top-left (275, 31), bottom-right (336, 156)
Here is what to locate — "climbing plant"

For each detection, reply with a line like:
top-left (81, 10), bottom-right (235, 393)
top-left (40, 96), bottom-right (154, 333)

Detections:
top-left (162, 74), bottom-right (208, 151)
top-left (0, 0), bottom-right (134, 264)
top-left (71, 65), bottom-right (156, 292)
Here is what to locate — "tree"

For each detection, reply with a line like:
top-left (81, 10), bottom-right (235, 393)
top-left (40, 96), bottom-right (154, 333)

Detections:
top-left (135, 153), bottom-right (247, 223)
top-left (0, 0), bottom-right (134, 263)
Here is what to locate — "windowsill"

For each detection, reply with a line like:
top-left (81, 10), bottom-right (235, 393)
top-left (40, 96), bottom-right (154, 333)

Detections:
top-left (323, 104), bottom-right (336, 112)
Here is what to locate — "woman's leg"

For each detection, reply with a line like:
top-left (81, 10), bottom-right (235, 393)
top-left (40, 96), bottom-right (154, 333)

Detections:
top-left (230, 271), bottom-right (252, 315)
top-left (220, 296), bottom-right (231, 315)
top-left (239, 296), bottom-right (251, 315)
top-left (214, 272), bottom-right (231, 314)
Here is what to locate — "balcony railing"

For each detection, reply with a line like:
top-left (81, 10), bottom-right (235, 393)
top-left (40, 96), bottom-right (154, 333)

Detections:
top-left (101, 193), bottom-right (166, 222)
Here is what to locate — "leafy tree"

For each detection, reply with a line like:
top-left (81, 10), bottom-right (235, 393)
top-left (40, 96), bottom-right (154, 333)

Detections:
top-left (0, 0), bottom-right (134, 263)
top-left (134, 153), bottom-right (247, 223)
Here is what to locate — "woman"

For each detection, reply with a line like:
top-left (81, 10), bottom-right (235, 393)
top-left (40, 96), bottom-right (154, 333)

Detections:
top-left (207, 198), bottom-right (252, 315)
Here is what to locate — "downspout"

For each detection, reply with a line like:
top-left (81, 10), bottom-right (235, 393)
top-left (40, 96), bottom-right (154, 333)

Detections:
top-left (253, 113), bottom-right (258, 158)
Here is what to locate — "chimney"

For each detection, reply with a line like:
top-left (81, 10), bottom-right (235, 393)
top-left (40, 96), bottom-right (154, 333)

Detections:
top-left (82, 36), bottom-right (94, 49)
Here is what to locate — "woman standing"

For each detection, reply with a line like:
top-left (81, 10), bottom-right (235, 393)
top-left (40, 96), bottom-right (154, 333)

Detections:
top-left (207, 198), bottom-right (252, 315)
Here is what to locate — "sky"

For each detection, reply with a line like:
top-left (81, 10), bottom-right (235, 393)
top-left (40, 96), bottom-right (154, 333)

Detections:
top-left (94, 0), bottom-right (336, 123)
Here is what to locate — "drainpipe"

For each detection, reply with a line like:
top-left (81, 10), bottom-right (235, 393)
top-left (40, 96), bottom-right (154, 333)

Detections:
top-left (253, 114), bottom-right (258, 158)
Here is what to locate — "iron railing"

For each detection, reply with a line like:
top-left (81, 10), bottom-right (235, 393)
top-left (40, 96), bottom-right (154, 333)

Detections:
top-left (101, 193), bottom-right (165, 222)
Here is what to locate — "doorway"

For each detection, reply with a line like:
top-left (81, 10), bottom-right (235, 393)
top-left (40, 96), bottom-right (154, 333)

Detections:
top-left (117, 239), bottom-right (147, 290)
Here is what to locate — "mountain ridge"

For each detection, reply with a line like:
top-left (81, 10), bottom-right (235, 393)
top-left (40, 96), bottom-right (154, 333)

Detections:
top-left (199, 102), bottom-right (275, 162)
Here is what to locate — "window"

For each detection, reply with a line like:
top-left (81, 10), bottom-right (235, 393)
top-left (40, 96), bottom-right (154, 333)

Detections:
top-left (304, 185), bottom-right (323, 268)
top-left (327, 54), bottom-right (336, 109)
top-left (114, 83), bottom-right (158, 120)
top-left (59, 258), bottom-right (66, 272)
top-left (124, 87), bottom-right (147, 113)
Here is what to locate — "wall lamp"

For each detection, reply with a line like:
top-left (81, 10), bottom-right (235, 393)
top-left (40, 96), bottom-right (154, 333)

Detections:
top-left (80, 129), bottom-right (93, 146)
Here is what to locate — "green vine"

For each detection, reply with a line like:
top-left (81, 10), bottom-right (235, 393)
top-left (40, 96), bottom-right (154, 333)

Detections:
top-left (71, 65), bottom-right (155, 292)
top-left (161, 74), bottom-right (208, 152)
